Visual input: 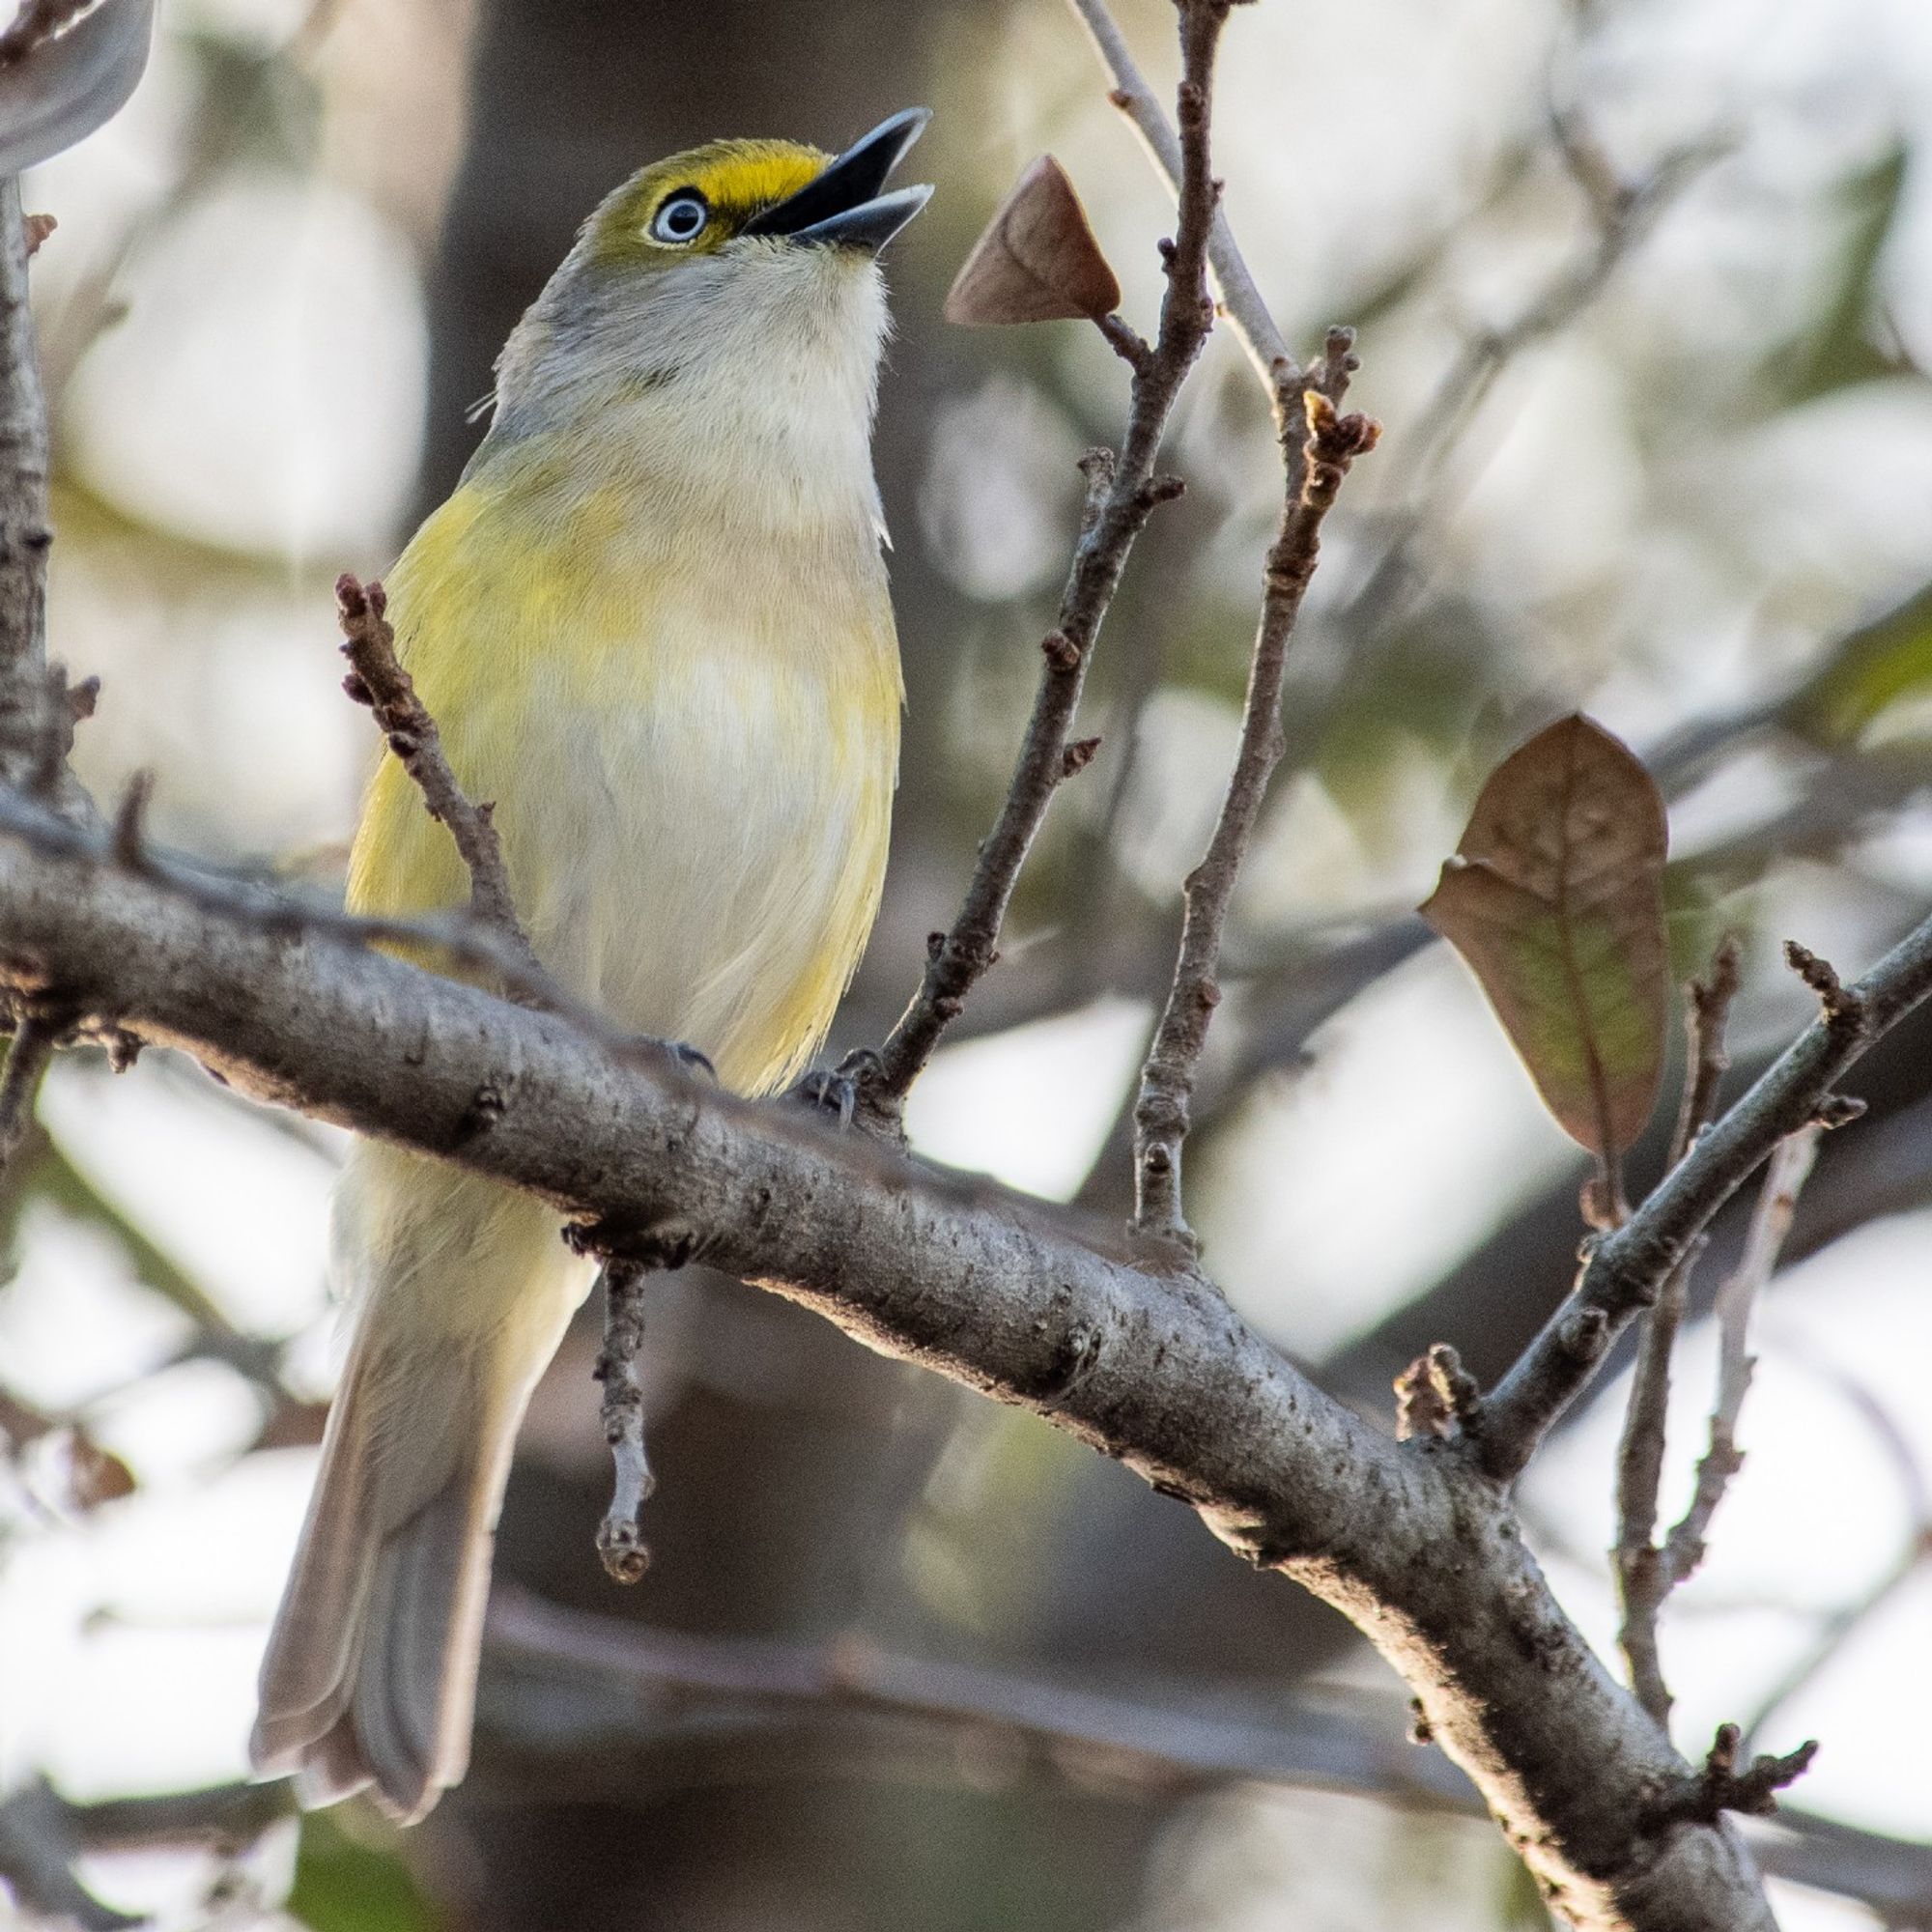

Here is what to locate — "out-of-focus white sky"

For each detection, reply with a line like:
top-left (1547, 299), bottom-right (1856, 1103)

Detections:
top-left (4, 0), bottom-right (1932, 1924)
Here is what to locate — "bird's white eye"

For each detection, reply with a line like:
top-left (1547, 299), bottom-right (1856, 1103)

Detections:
top-left (649, 190), bottom-right (709, 245)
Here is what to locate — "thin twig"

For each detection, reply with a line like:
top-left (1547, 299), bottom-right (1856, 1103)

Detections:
top-left (1612, 935), bottom-right (1742, 1725)
top-left (867, 0), bottom-right (1232, 1110)
top-left (592, 1257), bottom-right (655, 1584)
top-left (31, 659), bottom-right (96, 797)
top-left (0, 179), bottom-right (54, 791)
top-left (335, 572), bottom-right (543, 980)
top-left (1131, 348), bottom-right (1377, 1249)
top-left (0, 1778), bottom-right (140, 1932)
top-left (1662, 1125), bottom-right (1821, 1582)
top-left (1470, 923), bottom-right (1905, 1484)
top-left (1065, 0), bottom-right (1297, 403)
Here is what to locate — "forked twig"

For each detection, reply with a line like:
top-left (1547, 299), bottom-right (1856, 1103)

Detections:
top-left (1065, 0), bottom-right (1297, 401)
top-left (1613, 936), bottom-right (1741, 1724)
top-left (868, 0), bottom-right (1234, 1109)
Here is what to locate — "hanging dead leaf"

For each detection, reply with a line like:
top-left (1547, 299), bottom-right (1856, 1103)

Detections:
top-left (945, 155), bottom-right (1122, 327)
top-left (1420, 714), bottom-right (1669, 1158)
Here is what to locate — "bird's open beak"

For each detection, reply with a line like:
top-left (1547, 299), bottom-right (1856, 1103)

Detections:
top-left (745, 107), bottom-right (933, 253)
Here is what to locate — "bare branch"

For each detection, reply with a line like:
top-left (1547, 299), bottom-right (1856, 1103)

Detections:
top-left (486, 1582), bottom-right (1467, 1805)
top-left (593, 1257), bottom-right (656, 1584)
top-left (1472, 923), bottom-right (1926, 1484)
top-left (1613, 935), bottom-right (1743, 1726)
top-left (0, 778), bottom-right (654, 1067)
top-left (868, 0), bottom-right (1229, 1109)
top-left (13, 794), bottom-right (1932, 1923)
top-left (335, 572), bottom-right (543, 979)
top-left (1065, 0), bottom-right (1297, 400)
top-left (0, 1778), bottom-right (141, 1932)
top-left (0, 179), bottom-right (54, 791)
top-left (1132, 370), bottom-right (1378, 1248)
top-left (1659, 1125), bottom-right (1820, 1585)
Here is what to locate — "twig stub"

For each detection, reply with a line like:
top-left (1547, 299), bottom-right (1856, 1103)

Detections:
top-left (1662, 1723), bottom-right (1819, 1825)
top-left (1784, 940), bottom-right (1864, 1035)
top-left (1395, 1345), bottom-right (1483, 1441)
top-left (593, 1257), bottom-right (656, 1585)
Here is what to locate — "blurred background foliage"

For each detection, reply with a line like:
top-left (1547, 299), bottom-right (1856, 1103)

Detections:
top-left (3, 0), bottom-right (1932, 1925)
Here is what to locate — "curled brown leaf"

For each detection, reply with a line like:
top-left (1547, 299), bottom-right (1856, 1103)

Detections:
top-left (945, 155), bottom-right (1122, 327)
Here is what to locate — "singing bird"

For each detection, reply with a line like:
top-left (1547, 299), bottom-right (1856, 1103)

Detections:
top-left (251, 112), bottom-right (931, 1821)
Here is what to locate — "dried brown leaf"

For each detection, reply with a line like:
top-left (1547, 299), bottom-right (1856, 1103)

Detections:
top-left (945, 155), bottom-right (1122, 327)
top-left (1420, 714), bottom-right (1670, 1157)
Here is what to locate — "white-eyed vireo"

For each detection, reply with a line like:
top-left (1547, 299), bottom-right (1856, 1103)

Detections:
top-left (252, 110), bottom-right (931, 1821)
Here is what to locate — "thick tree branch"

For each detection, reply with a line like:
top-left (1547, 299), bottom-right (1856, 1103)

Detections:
top-left (867, 0), bottom-right (1228, 1108)
top-left (1131, 353), bottom-right (1376, 1248)
top-left (1473, 927), bottom-right (1930, 1483)
top-left (1, 790), bottom-right (1890, 1927)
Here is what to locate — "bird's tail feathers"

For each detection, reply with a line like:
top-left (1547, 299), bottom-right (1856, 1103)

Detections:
top-left (252, 1155), bottom-right (585, 1822)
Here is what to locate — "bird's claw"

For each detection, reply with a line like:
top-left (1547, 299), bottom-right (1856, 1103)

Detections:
top-left (789, 1047), bottom-right (884, 1129)
top-left (662, 1039), bottom-right (716, 1082)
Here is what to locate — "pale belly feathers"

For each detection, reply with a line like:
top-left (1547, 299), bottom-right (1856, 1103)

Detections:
top-left (347, 469), bottom-right (901, 1099)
